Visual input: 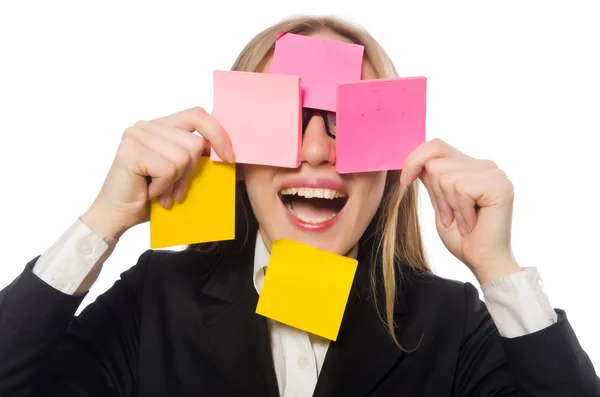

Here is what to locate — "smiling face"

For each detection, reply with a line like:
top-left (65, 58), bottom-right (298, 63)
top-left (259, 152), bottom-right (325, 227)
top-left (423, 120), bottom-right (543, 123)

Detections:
top-left (243, 29), bottom-right (387, 255)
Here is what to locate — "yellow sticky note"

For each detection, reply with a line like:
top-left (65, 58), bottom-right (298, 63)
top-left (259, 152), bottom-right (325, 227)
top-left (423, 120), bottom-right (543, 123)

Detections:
top-left (150, 157), bottom-right (235, 248)
top-left (256, 240), bottom-right (358, 341)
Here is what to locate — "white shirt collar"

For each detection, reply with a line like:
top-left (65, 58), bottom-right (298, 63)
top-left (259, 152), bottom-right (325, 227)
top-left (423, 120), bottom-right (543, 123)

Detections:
top-left (253, 231), bottom-right (272, 294)
top-left (252, 231), bottom-right (359, 295)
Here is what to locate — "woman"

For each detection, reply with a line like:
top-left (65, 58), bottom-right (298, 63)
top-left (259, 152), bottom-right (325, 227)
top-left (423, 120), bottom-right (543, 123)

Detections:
top-left (0, 15), bottom-right (597, 397)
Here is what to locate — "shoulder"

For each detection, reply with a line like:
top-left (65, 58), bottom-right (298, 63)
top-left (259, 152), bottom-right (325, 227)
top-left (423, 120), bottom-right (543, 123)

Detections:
top-left (118, 246), bottom-right (235, 292)
top-left (401, 267), bottom-right (473, 304)
top-left (399, 267), bottom-right (487, 328)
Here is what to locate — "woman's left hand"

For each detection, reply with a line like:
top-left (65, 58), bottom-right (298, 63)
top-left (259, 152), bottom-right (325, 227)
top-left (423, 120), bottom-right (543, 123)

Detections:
top-left (400, 138), bottom-right (521, 284)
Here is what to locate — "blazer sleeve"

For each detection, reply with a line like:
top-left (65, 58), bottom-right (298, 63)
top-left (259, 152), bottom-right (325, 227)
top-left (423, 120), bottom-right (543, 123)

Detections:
top-left (453, 282), bottom-right (600, 397)
top-left (0, 249), bottom-right (154, 397)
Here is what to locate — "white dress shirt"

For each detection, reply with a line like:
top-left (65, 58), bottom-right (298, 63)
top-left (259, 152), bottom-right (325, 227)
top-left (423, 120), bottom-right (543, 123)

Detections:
top-left (32, 218), bottom-right (558, 397)
top-left (252, 232), bottom-right (341, 397)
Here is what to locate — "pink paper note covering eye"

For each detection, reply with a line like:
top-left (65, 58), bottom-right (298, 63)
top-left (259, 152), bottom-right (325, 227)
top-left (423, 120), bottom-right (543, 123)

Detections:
top-left (270, 33), bottom-right (364, 112)
top-left (211, 70), bottom-right (302, 168)
top-left (335, 77), bottom-right (427, 174)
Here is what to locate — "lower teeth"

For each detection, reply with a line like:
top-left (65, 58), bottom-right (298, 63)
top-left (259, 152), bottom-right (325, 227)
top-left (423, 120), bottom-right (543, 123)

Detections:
top-left (285, 203), bottom-right (338, 224)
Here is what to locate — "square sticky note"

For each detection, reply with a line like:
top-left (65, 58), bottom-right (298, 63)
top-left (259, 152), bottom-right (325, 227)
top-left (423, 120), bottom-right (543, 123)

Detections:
top-left (150, 157), bottom-right (235, 248)
top-left (335, 77), bottom-right (427, 174)
top-left (255, 239), bottom-right (358, 341)
top-left (211, 70), bottom-right (301, 168)
top-left (270, 33), bottom-right (364, 112)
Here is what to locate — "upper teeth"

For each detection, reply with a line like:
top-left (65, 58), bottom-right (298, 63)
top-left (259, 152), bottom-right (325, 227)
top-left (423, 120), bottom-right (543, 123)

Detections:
top-left (280, 187), bottom-right (347, 199)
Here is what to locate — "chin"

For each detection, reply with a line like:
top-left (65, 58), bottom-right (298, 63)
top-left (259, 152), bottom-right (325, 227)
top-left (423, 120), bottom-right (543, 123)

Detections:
top-left (288, 232), bottom-right (348, 254)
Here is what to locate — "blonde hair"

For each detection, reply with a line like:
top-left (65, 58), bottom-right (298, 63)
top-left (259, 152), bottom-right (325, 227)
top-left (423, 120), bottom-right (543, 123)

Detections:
top-left (189, 15), bottom-right (431, 350)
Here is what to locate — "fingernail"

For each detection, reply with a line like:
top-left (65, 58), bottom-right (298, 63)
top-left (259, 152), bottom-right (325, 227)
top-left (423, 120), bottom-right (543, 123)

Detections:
top-left (163, 196), bottom-right (173, 208)
top-left (464, 222), bottom-right (472, 235)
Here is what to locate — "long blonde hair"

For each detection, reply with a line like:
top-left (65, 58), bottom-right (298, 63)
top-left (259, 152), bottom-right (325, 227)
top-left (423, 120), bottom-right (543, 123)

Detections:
top-left (189, 15), bottom-right (431, 350)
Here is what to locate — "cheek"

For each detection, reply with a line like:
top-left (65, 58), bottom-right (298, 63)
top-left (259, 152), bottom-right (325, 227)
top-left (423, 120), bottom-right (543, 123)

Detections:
top-left (354, 171), bottom-right (387, 206)
top-left (243, 165), bottom-right (278, 208)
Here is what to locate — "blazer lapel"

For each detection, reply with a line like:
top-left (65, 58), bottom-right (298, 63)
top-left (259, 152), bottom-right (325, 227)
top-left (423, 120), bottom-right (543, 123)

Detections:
top-left (312, 249), bottom-right (417, 397)
top-left (199, 243), bottom-right (280, 397)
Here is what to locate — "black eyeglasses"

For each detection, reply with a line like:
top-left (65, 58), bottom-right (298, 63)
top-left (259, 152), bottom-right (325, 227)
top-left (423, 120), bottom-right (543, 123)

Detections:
top-left (302, 108), bottom-right (337, 139)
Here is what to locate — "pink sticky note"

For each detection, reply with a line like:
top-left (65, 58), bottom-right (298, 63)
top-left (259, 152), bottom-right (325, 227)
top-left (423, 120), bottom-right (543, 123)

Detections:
top-left (335, 77), bottom-right (427, 174)
top-left (270, 33), bottom-right (364, 112)
top-left (211, 70), bottom-right (301, 168)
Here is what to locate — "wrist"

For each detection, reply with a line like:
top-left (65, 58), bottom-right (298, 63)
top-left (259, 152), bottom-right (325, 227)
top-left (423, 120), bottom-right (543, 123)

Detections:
top-left (474, 261), bottom-right (522, 285)
top-left (80, 208), bottom-right (126, 240)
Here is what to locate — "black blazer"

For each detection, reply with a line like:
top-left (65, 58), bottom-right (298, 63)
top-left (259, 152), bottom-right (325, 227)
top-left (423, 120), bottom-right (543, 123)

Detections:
top-left (0, 237), bottom-right (598, 396)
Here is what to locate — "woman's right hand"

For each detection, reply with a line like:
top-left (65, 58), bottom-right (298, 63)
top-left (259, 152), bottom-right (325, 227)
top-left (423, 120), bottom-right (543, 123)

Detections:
top-left (80, 107), bottom-right (235, 240)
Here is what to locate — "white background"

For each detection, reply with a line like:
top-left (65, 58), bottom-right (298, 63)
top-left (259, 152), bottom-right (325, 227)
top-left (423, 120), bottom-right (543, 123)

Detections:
top-left (1, 1), bottom-right (599, 370)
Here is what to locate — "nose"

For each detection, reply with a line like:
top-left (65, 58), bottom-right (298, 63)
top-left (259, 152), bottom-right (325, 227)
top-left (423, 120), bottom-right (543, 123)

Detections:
top-left (300, 115), bottom-right (336, 167)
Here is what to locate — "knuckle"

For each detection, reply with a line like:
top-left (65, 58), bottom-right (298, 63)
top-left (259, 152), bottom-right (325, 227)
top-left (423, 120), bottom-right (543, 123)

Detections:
top-left (164, 162), bottom-right (178, 179)
top-left (122, 126), bottom-right (139, 139)
top-left (134, 120), bottom-right (150, 128)
top-left (190, 106), bottom-right (208, 119)
top-left (117, 135), bottom-right (138, 158)
top-left (430, 138), bottom-right (445, 148)
top-left (481, 159), bottom-right (498, 169)
top-left (190, 138), bottom-right (206, 157)
top-left (423, 158), bottom-right (439, 173)
top-left (175, 150), bottom-right (192, 170)
top-left (438, 174), bottom-right (454, 190)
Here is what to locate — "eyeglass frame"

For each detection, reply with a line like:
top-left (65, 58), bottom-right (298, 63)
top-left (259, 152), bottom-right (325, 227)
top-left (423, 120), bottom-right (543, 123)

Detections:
top-left (302, 108), bottom-right (336, 139)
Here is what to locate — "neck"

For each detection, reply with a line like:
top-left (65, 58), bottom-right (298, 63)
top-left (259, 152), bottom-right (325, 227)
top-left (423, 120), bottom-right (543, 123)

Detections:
top-left (258, 229), bottom-right (359, 259)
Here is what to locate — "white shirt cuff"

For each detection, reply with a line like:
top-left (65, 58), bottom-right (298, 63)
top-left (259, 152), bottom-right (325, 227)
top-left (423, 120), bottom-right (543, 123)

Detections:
top-left (32, 218), bottom-right (118, 294)
top-left (481, 267), bottom-right (558, 338)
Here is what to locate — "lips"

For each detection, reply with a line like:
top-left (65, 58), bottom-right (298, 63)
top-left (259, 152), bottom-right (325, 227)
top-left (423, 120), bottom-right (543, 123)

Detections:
top-left (278, 180), bottom-right (349, 228)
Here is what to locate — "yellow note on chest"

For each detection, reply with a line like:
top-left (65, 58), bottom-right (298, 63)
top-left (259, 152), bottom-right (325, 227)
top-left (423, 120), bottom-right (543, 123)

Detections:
top-left (256, 239), bottom-right (358, 341)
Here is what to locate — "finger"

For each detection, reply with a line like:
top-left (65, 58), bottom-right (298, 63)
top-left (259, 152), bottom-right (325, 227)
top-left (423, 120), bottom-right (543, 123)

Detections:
top-left (428, 171), bottom-right (455, 228)
top-left (140, 121), bottom-right (208, 202)
top-left (456, 182), bottom-right (478, 233)
top-left (135, 124), bottom-right (193, 191)
top-left (419, 171), bottom-right (454, 231)
top-left (439, 171), bottom-right (479, 235)
top-left (152, 107), bottom-right (235, 163)
top-left (129, 142), bottom-right (179, 205)
top-left (172, 140), bottom-right (208, 202)
top-left (437, 173), bottom-right (468, 235)
top-left (420, 157), bottom-right (472, 228)
top-left (420, 157), bottom-right (498, 228)
top-left (418, 171), bottom-right (440, 217)
top-left (140, 201), bottom-right (151, 224)
top-left (400, 138), bottom-right (467, 187)
top-left (143, 120), bottom-right (207, 161)
top-left (451, 207), bottom-right (467, 237)
top-left (157, 185), bottom-right (175, 208)
top-left (454, 168), bottom-right (513, 210)
top-left (420, 156), bottom-right (480, 176)
top-left (420, 158), bottom-right (463, 227)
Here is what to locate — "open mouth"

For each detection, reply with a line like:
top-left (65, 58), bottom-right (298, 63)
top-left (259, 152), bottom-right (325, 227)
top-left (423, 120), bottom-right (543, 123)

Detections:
top-left (279, 187), bottom-right (348, 225)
